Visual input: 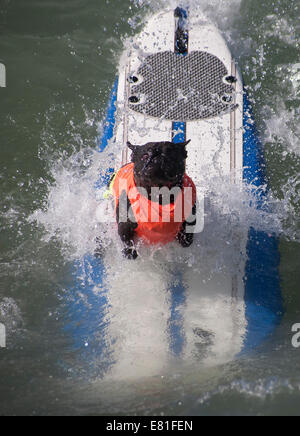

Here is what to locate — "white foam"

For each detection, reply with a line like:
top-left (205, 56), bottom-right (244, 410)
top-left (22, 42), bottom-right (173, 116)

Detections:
top-left (264, 15), bottom-right (298, 46)
top-left (29, 146), bottom-right (117, 259)
top-left (264, 63), bottom-right (300, 157)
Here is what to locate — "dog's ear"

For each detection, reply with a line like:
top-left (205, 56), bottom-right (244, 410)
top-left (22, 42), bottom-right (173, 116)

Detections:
top-left (181, 139), bottom-right (191, 147)
top-left (127, 141), bottom-right (138, 152)
top-left (175, 139), bottom-right (191, 147)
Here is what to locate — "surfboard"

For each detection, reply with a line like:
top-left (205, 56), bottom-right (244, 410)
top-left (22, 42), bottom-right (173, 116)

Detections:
top-left (65, 7), bottom-right (283, 375)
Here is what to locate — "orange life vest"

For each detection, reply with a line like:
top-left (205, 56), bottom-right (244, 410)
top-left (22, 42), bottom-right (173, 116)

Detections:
top-left (112, 163), bottom-right (196, 245)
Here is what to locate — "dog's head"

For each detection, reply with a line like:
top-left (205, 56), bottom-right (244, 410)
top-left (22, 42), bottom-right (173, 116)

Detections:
top-left (127, 140), bottom-right (190, 189)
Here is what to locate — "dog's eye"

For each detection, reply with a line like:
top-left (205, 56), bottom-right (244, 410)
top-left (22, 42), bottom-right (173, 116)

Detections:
top-left (141, 153), bottom-right (150, 160)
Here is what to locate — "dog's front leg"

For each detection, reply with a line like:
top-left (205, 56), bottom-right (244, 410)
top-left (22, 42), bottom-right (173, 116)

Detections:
top-left (176, 202), bottom-right (196, 248)
top-left (118, 222), bottom-right (138, 259)
top-left (117, 191), bottom-right (138, 260)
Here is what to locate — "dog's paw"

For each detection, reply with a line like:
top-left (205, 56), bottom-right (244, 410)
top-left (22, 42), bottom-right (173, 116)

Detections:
top-left (177, 232), bottom-right (194, 248)
top-left (122, 247), bottom-right (138, 260)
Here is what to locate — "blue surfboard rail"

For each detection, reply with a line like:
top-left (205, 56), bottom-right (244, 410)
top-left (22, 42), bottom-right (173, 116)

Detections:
top-left (242, 90), bottom-right (284, 352)
top-left (98, 78), bottom-right (119, 153)
top-left (95, 78), bottom-right (119, 188)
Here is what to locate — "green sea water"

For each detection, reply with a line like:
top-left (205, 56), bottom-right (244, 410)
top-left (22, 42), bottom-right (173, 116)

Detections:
top-left (0, 0), bottom-right (299, 416)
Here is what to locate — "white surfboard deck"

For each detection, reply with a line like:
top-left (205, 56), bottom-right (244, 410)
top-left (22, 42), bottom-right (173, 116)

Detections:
top-left (115, 9), bottom-right (243, 182)
top-left (111, 8), bottom-right (247, 366)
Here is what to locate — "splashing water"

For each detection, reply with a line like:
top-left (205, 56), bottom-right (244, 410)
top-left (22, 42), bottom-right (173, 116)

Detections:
top-left (29, 138), bottom-right (288, 379)
top-left (264, 63), bottom-right (300, 157)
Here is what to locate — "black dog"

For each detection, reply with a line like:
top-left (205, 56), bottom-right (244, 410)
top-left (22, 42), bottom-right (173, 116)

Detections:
top-left (116, 141), bottom-right (196, 259)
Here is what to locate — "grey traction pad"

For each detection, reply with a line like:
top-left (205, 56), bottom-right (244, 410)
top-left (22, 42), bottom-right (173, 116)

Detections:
top-left (129, 51), bottom-right (236, 121)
